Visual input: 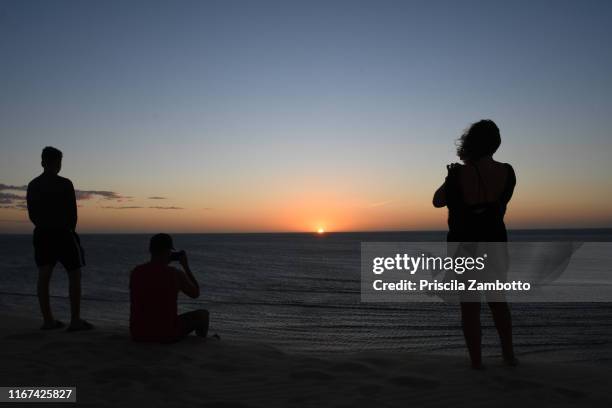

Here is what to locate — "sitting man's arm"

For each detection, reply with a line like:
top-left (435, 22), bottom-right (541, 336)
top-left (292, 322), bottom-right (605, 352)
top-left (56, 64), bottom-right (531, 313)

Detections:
top-left (175, 252), bottom-right (200, 299)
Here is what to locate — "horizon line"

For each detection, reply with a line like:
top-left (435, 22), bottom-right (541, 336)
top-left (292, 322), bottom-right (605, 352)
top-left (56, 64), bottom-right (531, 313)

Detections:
top-left (1, 227), bottom-right (612, 235)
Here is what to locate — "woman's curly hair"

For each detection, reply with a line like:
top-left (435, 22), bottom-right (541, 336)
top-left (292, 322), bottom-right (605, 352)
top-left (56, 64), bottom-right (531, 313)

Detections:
top-left (456, 119), bottom-right (501, 162)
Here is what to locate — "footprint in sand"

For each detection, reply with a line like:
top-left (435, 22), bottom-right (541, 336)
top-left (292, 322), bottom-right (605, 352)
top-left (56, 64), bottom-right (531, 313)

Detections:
top-left (289, 370), bottom-right (335, 381)
top-left (357, 384), bottom-right (382, 396)
top-left (388, 375), bottom-right (440, 389)
top-left (92, 366), bottom-right (152, 384)
top-left (43, 341), bottom-right (73, 350)
top-left (93, 366), bottom-right (185, 385)
top-left (330, 361), bottom-right (375, 373)
top-left (105, 334), bottom-right (126, 340)
top-left (4, 332), bottom-right (44, 340)
top-left (359, 356), bottom-right (399, 368)
top-left (491, 375), bottom-right (544, 390)
top-left (554, 387), bottom-right (586, 399)
top-left (200, 362), bottom-right (240, 373)
top-left (202, 402), bottom-right (259, 408)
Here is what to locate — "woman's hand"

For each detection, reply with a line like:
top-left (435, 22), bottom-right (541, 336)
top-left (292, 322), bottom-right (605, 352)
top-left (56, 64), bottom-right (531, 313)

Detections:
top-left (434, 163), bottom-right (461, 208)
top-left (446, 162), bottom-right (461, 173)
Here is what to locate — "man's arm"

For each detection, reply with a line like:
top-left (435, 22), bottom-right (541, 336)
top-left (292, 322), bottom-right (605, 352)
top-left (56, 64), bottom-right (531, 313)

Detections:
top-left (67, 180), bottom-right (78, 230)
top-left (26, 182), bottom-right (40, 226)
top-left (175, 252), bottom-right (200, 299)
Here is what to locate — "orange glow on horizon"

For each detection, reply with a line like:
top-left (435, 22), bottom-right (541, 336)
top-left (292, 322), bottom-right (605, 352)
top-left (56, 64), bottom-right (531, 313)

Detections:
top-left (0, 187), bottom-right (611, 233)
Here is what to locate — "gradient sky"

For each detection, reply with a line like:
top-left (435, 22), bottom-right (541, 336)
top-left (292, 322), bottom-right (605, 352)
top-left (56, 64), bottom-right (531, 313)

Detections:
top-left (1, 0), bottom-right (611, 233)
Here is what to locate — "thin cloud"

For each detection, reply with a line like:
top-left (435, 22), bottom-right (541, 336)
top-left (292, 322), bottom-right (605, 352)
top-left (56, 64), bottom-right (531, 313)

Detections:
top-left (0, 192), bottom-right (25, 204)
top-left (76, 190), bottom-right (125, 200)
top-left (365, 200), bottom-right (394, 209)
top-left (1, 181), bottom-right (178, 211)
top-left (0, 204), bottom-right (27, 210)
top-left (0, 218), bottom-right (28, 223)
top-left (0, 182), bottom-right (127, 202)
top-left (102, 205), bottom-right (184, 210)
top-left (0, 190), bottom-right (27, 209)
top-left (0, 184), bottom-right (27, 192)
top-left (100, 205), bottom-right (144, 210)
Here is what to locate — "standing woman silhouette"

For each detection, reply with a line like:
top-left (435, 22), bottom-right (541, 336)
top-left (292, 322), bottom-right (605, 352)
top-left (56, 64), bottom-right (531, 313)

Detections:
top-left (433, 120), bottom-right (517, 369)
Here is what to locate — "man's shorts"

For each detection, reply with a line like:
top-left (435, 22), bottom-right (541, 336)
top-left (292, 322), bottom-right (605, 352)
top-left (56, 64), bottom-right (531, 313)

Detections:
top-left (33, 228), bottom-right (85, 271)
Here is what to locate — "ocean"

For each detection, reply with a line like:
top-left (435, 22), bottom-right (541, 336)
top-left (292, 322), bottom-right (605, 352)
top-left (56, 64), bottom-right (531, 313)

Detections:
top-left (1, 230), bottom-right (611, 363)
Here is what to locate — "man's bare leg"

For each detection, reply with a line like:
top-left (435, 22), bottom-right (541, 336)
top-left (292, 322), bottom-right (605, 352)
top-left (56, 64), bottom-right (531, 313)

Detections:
top-left (67, 267), bottom-right (81, 323)
top-left (37, 265), bottom-right (59, 328)
top-left (66, 267), bottom-right (93, 331)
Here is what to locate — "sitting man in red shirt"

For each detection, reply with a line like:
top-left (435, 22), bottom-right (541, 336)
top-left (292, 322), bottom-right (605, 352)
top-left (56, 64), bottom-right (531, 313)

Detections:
top-left (130, 233), bottom-right (209, 342)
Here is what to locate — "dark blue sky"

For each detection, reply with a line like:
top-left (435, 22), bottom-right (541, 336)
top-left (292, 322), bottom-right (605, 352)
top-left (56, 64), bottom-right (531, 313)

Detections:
top-left (1, 0), bottom-right (611, 231)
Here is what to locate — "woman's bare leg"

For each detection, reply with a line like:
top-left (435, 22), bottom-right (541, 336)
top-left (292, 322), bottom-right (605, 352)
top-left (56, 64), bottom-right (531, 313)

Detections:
top-left (67, 267), bottom-right (81, 324)
top-left (460, 302), bottom-right (482, 368)
top-left (488, 302), bottom-right (516, 365)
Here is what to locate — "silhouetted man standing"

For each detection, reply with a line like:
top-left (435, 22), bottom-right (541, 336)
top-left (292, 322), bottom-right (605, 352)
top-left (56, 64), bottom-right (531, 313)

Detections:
top-left (27, 146), bottom-right (93, 331)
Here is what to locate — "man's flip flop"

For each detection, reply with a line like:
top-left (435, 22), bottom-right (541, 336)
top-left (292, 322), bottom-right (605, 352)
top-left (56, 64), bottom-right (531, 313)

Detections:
top-left (66, 320), bottom-right (94, 332)
top-left (40, 320), bottom-right (65, 330)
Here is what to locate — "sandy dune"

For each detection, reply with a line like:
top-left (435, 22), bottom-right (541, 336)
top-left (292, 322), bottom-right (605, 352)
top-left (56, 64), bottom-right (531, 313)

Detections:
top-left (1, 313), bottom-right (611, 407)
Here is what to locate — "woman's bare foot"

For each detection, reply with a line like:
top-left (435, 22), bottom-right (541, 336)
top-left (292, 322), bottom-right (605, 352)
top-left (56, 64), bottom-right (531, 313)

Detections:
top-left (66, 319), bottom-right (94, 332)
top-left (503, 356), bottom-right (519, 367)
top-left (471, 362), bottom-right (485, 370)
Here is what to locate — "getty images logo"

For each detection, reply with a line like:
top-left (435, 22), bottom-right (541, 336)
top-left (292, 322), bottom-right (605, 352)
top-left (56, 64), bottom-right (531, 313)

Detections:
top-left (372, 253), bottom-right (488, 275)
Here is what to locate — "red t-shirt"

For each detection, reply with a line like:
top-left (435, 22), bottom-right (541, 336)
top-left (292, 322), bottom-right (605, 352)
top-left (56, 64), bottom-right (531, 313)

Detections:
top-left (130, 262), bottom-right (180, 342)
